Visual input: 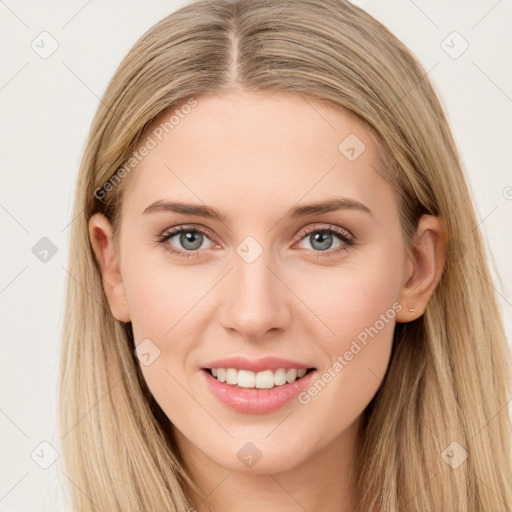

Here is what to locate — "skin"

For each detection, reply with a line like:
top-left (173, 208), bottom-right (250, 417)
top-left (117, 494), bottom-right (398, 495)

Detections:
top-left (89, 90), bottom-right (446, 512)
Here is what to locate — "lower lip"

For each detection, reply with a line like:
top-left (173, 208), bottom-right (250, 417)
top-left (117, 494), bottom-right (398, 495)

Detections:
top-left (200, 369), bottom-right (317, 414)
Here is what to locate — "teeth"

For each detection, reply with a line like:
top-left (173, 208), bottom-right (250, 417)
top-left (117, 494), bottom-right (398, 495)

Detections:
top-left (256, 370), bottom-right (274, 389)
top-left (238, 369), bottom-right (256, 388)
top-left (226, 368), bottom-right (238, 385)
top-left (286, 369), bottom-right (297, 383)
top-left (209, 367), bottom-right (309, 389)
top-left (274, 368), bottom-right (287, 386)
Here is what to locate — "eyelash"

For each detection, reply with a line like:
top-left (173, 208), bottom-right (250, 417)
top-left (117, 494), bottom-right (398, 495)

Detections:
top-left (156, 224), bottom-right (355, 260)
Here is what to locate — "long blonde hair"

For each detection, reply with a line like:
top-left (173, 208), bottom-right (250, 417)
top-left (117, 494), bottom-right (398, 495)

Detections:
top-left (59, 0), bottom-right (512, 510)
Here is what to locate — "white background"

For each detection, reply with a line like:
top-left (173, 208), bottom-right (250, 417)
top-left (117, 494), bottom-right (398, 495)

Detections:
top-left (0, 1), bottom-right (511, 510)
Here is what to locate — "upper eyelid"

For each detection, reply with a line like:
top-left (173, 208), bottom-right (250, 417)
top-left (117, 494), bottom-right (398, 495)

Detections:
top-left (161, 224), bottom-right (215, 241)
top-left (299, 224), bottom-right (353, 239)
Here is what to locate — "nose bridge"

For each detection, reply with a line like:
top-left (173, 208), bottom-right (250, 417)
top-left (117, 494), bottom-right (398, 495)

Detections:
top-left (219, 241), bottom-right (290, 337)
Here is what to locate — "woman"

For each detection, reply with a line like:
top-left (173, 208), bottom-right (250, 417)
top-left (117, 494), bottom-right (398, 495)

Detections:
top-left (59, 0), bottom-right (512, 510)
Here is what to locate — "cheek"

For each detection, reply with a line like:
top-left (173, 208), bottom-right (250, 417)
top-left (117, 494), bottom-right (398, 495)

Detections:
top-left (291, 244), bottom-right (403, 350)
top-left (123, 258), bottom-right (205, 423)
top-left (290, 247), bottom-right (402, 421)
top-left (121, 253), bottom-right (212, 405)
top-left (121, 249), bottom-right (208, 342)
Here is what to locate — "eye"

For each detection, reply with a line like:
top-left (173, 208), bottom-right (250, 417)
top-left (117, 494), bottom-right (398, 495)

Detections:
top-left (295, 225), bottom-right (355, 259)
top-left (156, 224), bottom-right (355, 260)
top-left (157, 225), bottom-right (215, 258)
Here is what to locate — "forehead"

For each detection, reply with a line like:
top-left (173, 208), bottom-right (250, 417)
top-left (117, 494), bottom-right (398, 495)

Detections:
top-left (122, 91), bottom-right (394, 221)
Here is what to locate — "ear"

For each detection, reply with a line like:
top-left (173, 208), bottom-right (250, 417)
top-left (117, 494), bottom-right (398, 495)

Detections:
top-left (396, 214), bottom-right (447, 322)
top-left (88, 213), bottom-right (131, 323)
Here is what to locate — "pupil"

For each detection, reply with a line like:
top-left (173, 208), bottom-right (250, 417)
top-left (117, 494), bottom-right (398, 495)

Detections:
top-left (181, 231), bottom-right (202, 250)
top-left (311, 232), bottom-right (332, 251)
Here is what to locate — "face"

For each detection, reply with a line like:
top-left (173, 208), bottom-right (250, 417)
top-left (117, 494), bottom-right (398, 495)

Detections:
top-left (90, 90), bottom-right (443, 477)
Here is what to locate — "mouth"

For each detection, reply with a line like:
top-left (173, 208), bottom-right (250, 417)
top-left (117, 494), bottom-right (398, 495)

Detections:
top-left (202, 367), bottom-right (316, 390)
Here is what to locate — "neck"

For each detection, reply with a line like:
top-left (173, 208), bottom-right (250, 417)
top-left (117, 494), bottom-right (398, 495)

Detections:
top-left (174, 417), bottom-right (361, 512)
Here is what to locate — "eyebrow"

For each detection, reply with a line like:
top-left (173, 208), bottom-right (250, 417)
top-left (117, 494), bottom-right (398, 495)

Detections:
top-left (142, 197), bottom-right (373, 221)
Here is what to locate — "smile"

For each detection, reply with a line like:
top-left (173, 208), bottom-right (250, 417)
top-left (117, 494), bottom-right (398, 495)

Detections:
top-left (201, 367), bottom-right (318, 414)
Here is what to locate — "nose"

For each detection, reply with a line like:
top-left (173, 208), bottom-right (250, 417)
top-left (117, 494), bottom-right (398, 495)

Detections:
top-left (219, 251), bottom-right (292, 340)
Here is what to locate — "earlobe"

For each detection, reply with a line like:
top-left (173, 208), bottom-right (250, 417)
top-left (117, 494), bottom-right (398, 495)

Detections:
top-left (396, 215), bottom-right (447, 322)
top-left (88, 213), bottom-right (131, 323)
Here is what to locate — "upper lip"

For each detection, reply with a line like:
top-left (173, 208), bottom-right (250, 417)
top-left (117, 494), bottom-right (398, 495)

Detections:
top-left (202, 356), bottom-right (315, 373)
